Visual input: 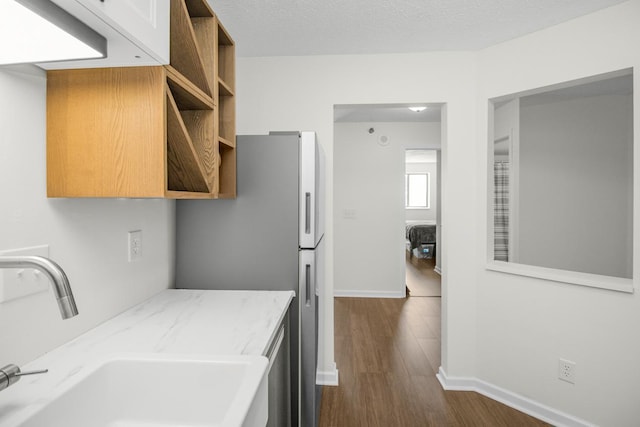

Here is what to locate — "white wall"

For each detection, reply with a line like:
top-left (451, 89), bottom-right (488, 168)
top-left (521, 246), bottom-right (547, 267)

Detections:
top-left (333, 122), bottom-right (439, 297)
top-left (405, 161), bottom-right (438, 222)
top-left (0, 67), bottom-right (175, 365)
top-left (476, 1), bottom-right (640, 425)
top-left (519, 93), bottom-right (633, 278)
top-left (236, 52), bottom-right (479, 381)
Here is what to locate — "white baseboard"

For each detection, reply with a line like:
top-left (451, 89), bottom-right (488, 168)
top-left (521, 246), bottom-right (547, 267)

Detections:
top-left (436, 367), bottom-right (594, 427)
top-left (334, 289), bottom-right (405, 298)
top-left (434, 266), bottom-right (442, 275)
top-left (316, 363), bottom-right (339, 386)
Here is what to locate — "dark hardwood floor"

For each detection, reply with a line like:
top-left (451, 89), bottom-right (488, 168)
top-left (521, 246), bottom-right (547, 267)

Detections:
top-left (318, 297), bottom-right (550, 427)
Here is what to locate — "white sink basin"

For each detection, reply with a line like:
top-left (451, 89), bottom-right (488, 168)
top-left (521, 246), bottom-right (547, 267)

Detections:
top-left (18, 354), bottom-right (269, 427)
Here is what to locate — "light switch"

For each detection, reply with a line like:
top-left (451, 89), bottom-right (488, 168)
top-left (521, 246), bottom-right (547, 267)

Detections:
top-left (342, 208), bottom-right (357, 219)
top-left (0, 245), bottom-right (50, 303)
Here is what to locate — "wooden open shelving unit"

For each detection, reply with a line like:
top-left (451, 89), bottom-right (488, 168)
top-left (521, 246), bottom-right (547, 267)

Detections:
top-left (47, 0), bottom-right (235, 199)
top-left (215, 17), bottom-right (236, 199)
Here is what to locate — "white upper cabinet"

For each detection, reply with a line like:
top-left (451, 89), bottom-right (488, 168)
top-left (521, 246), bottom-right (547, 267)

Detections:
top-left (77, 0), bottom-right (169, 63)
top-left (41, 0), bottom-right (169, 69)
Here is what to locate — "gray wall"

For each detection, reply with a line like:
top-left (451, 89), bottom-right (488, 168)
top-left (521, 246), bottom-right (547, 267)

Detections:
top-left (518, 93), bottom-right (633, 278)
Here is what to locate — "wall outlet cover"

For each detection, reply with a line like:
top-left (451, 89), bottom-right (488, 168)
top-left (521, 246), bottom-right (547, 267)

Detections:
top-left (128, 230), bottom-right (142, 262)
top-left (558, 358), bottom-right (576, 384)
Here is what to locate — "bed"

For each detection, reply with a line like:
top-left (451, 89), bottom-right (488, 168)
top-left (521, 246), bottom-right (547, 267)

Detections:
top-left (405, 220), bottom-right (437, 253)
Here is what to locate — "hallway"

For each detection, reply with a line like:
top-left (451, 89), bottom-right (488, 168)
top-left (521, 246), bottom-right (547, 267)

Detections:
top-left (319, 296), bottom-right (549, 426)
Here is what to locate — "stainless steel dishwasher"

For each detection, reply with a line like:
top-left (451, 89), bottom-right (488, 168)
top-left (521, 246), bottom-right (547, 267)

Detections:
top-left (265, 311), bottom-right (292, 427)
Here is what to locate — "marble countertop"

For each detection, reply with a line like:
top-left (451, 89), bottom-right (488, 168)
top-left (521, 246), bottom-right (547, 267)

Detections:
top-left (0, 289), bottom-right (294, 427)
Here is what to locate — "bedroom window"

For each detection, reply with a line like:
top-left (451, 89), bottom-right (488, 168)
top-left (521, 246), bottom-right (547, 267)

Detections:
top-left (405, 173), bottom-right (430, 208)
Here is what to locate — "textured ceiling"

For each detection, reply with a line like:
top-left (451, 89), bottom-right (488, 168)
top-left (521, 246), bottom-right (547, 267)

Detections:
top-left (208, 0), bottom-right (627, 57)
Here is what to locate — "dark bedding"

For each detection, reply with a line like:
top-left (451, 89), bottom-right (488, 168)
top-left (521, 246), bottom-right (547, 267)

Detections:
top-left (406, 222), bottom-right (436, 250)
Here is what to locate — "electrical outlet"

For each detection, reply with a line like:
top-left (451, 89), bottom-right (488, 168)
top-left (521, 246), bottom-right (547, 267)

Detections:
top-left (128, 230), bottom-right (142, 262)
top-left (558, 359), bottom-right (576, 384)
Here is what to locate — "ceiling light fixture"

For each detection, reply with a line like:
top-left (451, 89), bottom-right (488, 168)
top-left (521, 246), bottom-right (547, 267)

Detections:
top-left (408, 106), bottom-right (427, 112)
top-left (0, 0), bottom-right (106, 66)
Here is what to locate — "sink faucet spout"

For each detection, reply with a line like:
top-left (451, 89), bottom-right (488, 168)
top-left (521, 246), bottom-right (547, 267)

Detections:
top-left (0, 256), bottom-right (78, 319)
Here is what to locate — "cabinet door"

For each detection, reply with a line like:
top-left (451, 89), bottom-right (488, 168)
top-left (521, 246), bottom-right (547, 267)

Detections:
top-left (78, 0), bottom-right (170, 63)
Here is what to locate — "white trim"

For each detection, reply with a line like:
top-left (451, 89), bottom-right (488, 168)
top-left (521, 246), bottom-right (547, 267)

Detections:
top-left (436, 367), bottom-right (596, 427)
top-left (334, 290), bottom-right (405, 298)
top-left (508, 110), bottom-right (521, 263)
top-left (434, 266), bottom-right (442, 275)
top-left (486, 261), bottom-right (634, 294)
top-left (316, 363), bottom-right (339, 386)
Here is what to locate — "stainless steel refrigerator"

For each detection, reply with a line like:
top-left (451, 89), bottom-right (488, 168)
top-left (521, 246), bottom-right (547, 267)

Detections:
top-left (175, 131), bottom-right (324, 427)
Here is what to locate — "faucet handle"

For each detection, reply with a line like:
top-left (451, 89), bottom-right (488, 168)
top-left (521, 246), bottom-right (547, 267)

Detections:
top-left (0, 364), bottom-right (48, 392)
top-left (15, 368), bottom-right (49, 377)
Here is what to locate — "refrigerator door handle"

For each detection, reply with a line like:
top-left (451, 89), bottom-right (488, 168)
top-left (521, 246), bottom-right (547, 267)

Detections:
top-left (305, 263), bottom-right (311, 306)
top-left (305, 192), bottom-right (311, 234)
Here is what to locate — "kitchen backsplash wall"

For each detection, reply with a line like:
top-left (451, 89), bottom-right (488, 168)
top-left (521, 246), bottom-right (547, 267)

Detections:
top-left (0, 66), bottom-right (175, 365)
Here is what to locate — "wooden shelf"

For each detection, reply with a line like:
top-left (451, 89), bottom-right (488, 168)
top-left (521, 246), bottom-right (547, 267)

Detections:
top-left (169, 0), bottom-right (212, 97)
top-left (166, 85), bottom-right (210, 193)
top-left (216, 19), bottom-right (235, 91)
top-left (217, 94), bottom-right (236, 143)
top-left (218, 78), bottom-right (234, 97)
top-left (219, 136), bottom-right (235, 149)
top-left (46, 0), bottom-right (235, 199)
top-left (214, 17), bottom-right (236, 198)
top-left (217, 142), bottom-right (236, 199)
top-left (47, 66), bottom-right (217, 198)
top-left (165, 65), bottom-right (214, 109)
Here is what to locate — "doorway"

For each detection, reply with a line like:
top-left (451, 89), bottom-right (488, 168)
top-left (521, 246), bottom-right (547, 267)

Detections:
top-left (333, 103), bottom-right (443, 298)
top-left (323, 103), bottom-right (451, 425)
top-left (405, 149), bottom-right (441, 296)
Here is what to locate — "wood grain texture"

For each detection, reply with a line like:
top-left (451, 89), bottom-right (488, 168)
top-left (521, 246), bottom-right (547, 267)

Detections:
top-left (217, 19), bottom-right (235, 89)
top-left (191, 16), bottom-right (215, 97)
top-left (47, 0), bottom-right (234, 200)
top-left (217, 143), bottom-right (236, 198)
top-left (47, 67), bottom-right (166, 197)
top-left (218, 79), bottom-right (234, 97)
top-left (180, 109), bottom-right (215, 191)
top-left (170, 0), bottom-right (212, 97)
top-left (166, 67), bottom-right (214, 110)
top-left (218, 94), bottom-right (236, 142)
top-left (320, 297), bottom-right (551, 427)
top-left (184, 0), bottom-right (214, 17)
top-left (166, 89), bottom-right (209, 193)
top-left (214, 16), bottom-right (235, 199)
top-left (165, 190), bottom-right (214, 199)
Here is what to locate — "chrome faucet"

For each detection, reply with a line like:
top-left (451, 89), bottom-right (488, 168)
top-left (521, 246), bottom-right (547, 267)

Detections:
top-left (0, 365), bottom-right (48, 392)
top-left (0, 255), bottom-right (79, 391)
top-left (0, 256), bottom-right (78, 318)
